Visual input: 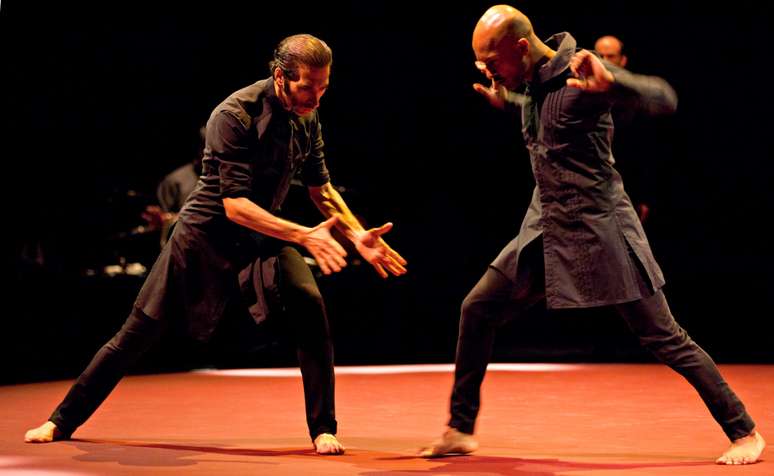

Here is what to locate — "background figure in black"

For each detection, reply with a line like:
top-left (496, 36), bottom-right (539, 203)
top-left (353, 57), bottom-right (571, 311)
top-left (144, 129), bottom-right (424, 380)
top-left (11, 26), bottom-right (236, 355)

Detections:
top-left (595, 34), bottom-right (661, 224)
top-left (420, 5), bottom-right (764, 465)
top-left (25, 33), bottom-right (407, 455)
top-left (594, 35), bottom-right (628, 68)
top-left (142, 126), bottom-right (205, 246)
top-left (156, 127), bottom-right (204, 213)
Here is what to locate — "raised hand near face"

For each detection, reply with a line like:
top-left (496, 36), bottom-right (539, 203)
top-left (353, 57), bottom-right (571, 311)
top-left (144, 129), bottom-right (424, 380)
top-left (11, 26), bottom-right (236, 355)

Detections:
top-left (567, 49), bottom-right (615, 92)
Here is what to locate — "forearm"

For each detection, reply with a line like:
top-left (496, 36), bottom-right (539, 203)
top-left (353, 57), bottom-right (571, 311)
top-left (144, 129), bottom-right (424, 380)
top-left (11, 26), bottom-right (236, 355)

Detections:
top-left (222, 196), bottom-right (307, 243)
top-left (309, 183), bottom-right (365, 242)
top-left (610, 68), bottom-right (678, 116)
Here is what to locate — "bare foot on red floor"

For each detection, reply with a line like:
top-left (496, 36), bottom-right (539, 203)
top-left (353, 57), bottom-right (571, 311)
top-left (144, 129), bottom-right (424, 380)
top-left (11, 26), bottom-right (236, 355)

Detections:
top-left (716, 431), bottom-right (765, 465)
top-left (418, 427), bottom-right (479, 457)
top-left (24, 421), bottom-right (64, 443)
top-left (313, 433), bottom-right (345, 455)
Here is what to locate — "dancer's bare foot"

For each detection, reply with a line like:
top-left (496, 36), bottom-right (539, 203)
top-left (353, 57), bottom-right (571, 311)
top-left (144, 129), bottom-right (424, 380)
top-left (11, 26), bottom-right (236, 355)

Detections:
top-left (418, 427), bottom-right (478, 457)
top-left (716, 431), bottom-right (765, 465)
top-left (313, 433), bottom-right (345, 455)
top-left (24, 421), bottom-right (64, 443)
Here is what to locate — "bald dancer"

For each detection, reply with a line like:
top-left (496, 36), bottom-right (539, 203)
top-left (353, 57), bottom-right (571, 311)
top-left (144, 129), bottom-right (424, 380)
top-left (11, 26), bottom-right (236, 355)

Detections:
top-left (420, 5), bottom-right (765, 465)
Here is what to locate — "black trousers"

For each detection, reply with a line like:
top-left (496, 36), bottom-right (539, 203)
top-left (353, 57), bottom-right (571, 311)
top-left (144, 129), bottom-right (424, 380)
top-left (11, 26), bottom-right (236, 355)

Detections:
top-left (50, 246), bottom-right (336, 440)
top-left (449, 247), bottom-right (756, 441)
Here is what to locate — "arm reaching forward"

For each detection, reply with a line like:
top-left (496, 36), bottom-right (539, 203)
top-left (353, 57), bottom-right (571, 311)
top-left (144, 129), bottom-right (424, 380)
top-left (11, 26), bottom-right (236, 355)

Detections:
top-left (473, 79), bottom-right (527, 111)
top-left (223, 196), bottom-right (347, 275)
top-left (309, 182), bottom-right (407, 278)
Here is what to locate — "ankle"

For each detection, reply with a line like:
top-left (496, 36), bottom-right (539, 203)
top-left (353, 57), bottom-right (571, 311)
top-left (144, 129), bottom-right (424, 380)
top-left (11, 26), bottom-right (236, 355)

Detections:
top-left (448, 427), bottom-right (473, 436)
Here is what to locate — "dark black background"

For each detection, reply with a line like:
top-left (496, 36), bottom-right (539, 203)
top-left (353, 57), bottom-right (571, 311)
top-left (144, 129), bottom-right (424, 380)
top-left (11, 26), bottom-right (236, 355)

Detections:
top-left (4, 1), bottom-right (773, 383)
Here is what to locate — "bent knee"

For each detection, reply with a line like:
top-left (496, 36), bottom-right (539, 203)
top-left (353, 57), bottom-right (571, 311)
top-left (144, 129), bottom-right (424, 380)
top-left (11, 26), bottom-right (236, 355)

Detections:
top-left (460, 295), bottom-right (498, 331)
top-left (288, 282), bottom-right (324, 307)
top-left (641, 327), bottom-right (698, 359)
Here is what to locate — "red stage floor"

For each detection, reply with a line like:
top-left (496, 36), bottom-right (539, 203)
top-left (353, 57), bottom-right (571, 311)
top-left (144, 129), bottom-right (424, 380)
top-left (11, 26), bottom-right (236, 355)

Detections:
top-left (0, 364), bottom-right (770, 475)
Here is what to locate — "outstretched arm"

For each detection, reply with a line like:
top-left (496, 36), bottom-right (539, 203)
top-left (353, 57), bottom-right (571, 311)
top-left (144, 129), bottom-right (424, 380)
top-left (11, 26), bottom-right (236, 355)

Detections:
top-left (223, 196), bottom-right (347, 275)
top-left (567, 49), bottom-right (678, 116)
top-left (309, 182), bottom-right (407, 278)
top-left (473, 79), bottom-right (527, 111)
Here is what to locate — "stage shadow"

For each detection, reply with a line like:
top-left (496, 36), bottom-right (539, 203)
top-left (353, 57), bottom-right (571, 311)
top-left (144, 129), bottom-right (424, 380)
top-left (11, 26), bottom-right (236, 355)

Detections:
top-left (68, 439), bottom-right (316, 467)
top-left (65, 439), bottom-right (718, 474)
top-left (359, 454), bottom-right (714, 475)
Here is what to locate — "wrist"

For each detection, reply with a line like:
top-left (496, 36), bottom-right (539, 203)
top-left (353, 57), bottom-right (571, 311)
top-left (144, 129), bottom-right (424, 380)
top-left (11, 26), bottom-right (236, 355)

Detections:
top-left (349, 228), bottom-right (368, 243)
top-left (288, 224), bottom-right (310, 244)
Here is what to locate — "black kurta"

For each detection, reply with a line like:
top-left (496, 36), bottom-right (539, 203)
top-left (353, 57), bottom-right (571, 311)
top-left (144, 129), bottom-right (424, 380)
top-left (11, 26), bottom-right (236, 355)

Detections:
top-left (491, 32), bottom-right (678, 308)
top-left (134, 78), bottom-right (331, 340)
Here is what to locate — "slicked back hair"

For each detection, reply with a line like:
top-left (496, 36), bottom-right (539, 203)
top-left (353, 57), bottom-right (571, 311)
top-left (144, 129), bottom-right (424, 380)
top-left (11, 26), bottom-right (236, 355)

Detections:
top-left (269, 34), bottom-right (332, 81)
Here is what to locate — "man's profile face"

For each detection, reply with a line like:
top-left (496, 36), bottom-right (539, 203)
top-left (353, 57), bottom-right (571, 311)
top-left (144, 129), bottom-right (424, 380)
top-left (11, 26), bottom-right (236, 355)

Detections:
top-left (473, 34), bottom-right (528, 91)
top-left (280, 64), bottom-right (330, 117)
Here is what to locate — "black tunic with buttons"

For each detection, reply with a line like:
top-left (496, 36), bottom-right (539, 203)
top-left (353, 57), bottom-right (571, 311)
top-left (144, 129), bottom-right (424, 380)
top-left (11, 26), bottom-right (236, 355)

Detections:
top-left (491, 32), bottom-right (677, 308)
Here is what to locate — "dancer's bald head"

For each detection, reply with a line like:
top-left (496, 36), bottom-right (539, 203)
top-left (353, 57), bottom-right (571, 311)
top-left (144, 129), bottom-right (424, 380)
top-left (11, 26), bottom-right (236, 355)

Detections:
top-left (473, 5), bottom-right (534, 52)
top-left (472, 5), bottom-right (550, 91)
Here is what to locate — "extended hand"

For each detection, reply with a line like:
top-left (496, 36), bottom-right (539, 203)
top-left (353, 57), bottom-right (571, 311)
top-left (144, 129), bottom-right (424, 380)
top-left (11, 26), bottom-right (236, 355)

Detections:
top-left (299, 216), bottom-right (348, 275)
top-left (354, 222), bottom-right (407, 278)
top-left (472, 80), bottom-right (509, 109)
top-left (567, 49), bottom-right (615, 92)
